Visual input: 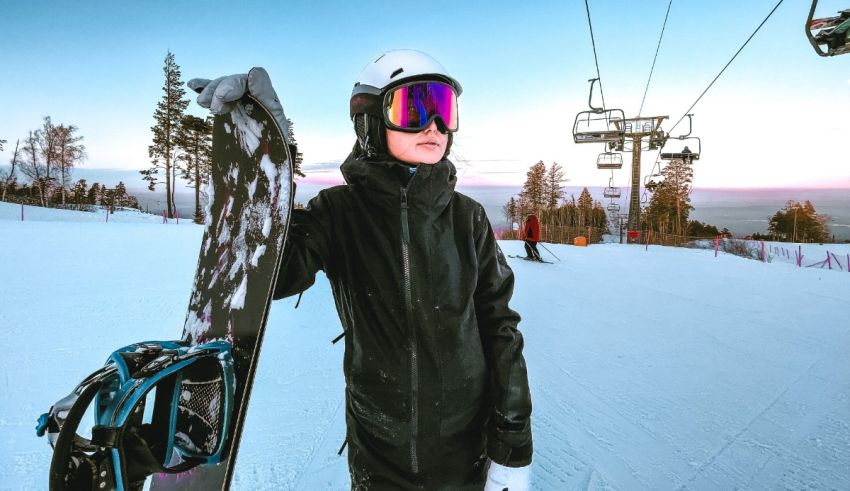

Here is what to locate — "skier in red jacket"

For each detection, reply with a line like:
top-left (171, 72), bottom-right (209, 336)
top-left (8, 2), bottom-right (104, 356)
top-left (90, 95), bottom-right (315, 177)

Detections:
top-left (522, 215), bottom-right (543, 262)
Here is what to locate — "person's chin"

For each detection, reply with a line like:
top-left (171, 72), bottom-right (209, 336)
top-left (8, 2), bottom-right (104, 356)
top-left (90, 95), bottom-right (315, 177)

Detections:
top-left (420, 150), bottom-right (443, 164)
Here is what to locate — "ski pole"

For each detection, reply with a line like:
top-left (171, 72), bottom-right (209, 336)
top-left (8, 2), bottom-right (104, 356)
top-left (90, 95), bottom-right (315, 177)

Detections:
top-left (539, 243), bottom-right (561, 262)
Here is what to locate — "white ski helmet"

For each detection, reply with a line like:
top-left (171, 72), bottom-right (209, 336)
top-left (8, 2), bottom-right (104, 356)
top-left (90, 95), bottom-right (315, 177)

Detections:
top-left (350, 49), bottom-right (462, 158)
top-left (352, 49), bottom-right (463, 100)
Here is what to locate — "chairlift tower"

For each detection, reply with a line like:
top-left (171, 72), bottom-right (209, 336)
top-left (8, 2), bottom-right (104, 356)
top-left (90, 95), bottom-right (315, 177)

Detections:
top-left (612, 115), bottom-right (668, 240)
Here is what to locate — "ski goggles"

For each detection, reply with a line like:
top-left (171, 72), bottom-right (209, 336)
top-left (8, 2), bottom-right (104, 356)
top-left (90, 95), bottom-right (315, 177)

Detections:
top-left (384, 81), bottom-right (459, 133)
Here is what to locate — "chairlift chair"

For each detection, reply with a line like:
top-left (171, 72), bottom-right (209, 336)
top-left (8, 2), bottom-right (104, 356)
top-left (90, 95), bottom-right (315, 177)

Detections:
top-left (660, 137), bottom-right (701, 162)
top-left (572, 78), bottom-right (626, 144)
top-left (607, 202), bottom-right (620, 212)
top-left (573, 110), bottom-right (626, 143)
top-left (806, 1), bottom-right (850, 56)
top-left (661, 114), bottom-right (701, 162)
top-left (596, 152), bottom-right (623, 170)
top-left (603, 187), bottom-right (621, 199)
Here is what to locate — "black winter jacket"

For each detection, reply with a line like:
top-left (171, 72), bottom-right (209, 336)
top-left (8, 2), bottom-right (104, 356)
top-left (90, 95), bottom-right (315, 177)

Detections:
top-left (273, 152), bottom-right (532, 489)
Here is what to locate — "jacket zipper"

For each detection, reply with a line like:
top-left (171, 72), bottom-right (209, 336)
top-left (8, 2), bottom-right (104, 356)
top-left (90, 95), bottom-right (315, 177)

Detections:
top-left (400, 186), bottom-right (419, 474)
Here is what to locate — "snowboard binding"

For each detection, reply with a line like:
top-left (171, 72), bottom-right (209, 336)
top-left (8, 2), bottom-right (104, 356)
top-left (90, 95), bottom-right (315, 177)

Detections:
top-left (36, 340), bottom-right (235, 490)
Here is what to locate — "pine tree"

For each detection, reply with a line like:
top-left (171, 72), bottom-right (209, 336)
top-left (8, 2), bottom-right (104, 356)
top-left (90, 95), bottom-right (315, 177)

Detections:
top-left (544, 162), bottom-right (566, 209)
top-left (502, 196), bottom-right (518, 234)
top-left (98, 184), bottom-right (111, 207)
top-left (88, 182), bottom-right (100, 205)
top-left (176, 115), bottom-right (212, 223)
top-left (520, 160), bottom-right (547, 216)
top-left (577, 188), bottom-right (593, 227)
top-left (644, 155), bottom-right (694, 236)
top-left (73, 179), bottom-right (88, 205)
top-left (142, 51), bottom-right (189, 218)
top-left (286, 118), bottom-right (306, 178)
top-left (114, 181), bottom-right (128, 207)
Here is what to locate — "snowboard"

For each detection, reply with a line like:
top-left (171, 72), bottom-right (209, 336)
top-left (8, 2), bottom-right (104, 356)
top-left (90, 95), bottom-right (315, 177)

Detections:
top-left (150, 92), bottom-right (295, 490)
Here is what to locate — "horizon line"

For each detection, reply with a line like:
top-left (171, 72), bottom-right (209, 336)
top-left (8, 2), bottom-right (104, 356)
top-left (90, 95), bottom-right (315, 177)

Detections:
top-left (30, 165), bottom-right (850, 191)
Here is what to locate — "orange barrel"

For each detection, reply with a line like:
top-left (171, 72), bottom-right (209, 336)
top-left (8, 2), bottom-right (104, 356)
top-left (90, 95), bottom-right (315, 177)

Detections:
top-left (574, 236), bottom-right (588, 247)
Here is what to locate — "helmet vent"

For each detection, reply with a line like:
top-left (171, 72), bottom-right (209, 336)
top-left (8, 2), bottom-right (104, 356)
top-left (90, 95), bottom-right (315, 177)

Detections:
top-left (390, 68), bottom-right (404, 78)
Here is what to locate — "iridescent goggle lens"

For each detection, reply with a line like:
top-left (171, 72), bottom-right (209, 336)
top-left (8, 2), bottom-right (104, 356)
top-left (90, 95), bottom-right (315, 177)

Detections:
top-left (384, 81), bottom-right (458, 133)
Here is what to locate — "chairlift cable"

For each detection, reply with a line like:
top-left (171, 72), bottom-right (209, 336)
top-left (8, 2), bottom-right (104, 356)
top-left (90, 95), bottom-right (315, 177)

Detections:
top-left (584, 0), bottom-right (607, 110)
top-left (638, 0), bottom-right (674, 117)
top-left (669, 0), bottom-right (785, 133)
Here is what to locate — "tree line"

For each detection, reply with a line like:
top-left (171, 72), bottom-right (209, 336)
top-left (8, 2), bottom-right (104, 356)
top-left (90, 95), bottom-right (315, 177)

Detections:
top-left (634, 154), bottom-right (833, 244)
top-left (751, 200), bottom-right (831, 243)
top-left (502, 160), bottom-right (610, 244)
top-left (1, 117), bottom-right (86, 206)
top-left (142, 51), bottom-right (305, 223)
top-left (3, 177), bottom-right (139, 210)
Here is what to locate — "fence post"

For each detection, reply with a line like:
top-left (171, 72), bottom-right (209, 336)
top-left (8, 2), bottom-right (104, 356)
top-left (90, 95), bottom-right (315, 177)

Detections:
top-left (829, 252), bottom-right (843, 271)
top-left (714, 235), bottom-right (719, 257)
top-left (826, 251), bottom-right (832, 270)
top-left (761, 241), bottom-right (765, 262)
top-left (796, 245), bottom-right (803, 267)
top-left (21, 203), bottom-right (24, 221)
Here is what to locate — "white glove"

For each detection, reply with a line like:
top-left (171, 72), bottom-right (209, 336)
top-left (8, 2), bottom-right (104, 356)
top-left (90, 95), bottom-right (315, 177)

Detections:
top-left (484, 461), bottom-right (531, 491)
top-left (188, 67), bottom-right (290, 136)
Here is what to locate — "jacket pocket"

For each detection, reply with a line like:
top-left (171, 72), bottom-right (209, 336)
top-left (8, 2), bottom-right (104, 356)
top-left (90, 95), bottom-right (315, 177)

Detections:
top-left (347, 384), bottom-right (408, 446)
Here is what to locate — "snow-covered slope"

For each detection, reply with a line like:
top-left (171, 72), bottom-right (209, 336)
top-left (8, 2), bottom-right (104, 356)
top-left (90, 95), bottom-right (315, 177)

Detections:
top-left (0, 201), bottom-right (196, 224)
top-left (1, 203), bottom-right (848, 490)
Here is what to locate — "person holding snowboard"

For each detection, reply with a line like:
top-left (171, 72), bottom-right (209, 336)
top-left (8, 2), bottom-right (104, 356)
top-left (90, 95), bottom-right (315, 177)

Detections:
top-left (191, 49), bottom-right (532, 490)
top-left (522, 214), bottom-right (543, 262)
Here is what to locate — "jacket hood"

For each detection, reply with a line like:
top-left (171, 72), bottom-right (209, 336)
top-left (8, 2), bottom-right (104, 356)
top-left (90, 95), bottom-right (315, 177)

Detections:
top-left (340, 151), bottom-right (458, 215)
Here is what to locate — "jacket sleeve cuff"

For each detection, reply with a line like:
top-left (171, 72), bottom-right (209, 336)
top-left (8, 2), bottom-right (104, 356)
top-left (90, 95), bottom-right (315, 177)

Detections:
top-left (487, 435), bottom-right (533, 467)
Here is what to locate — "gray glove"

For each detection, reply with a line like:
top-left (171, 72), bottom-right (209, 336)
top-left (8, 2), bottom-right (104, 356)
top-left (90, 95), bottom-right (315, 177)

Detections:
top-left (188, 67), bottom-right (290, 136)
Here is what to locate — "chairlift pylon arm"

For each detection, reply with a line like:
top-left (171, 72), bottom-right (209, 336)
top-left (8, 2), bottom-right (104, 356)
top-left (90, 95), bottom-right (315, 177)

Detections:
top-left (587, 78), bottom-right (603, 113)
top-left (666, 114), bottom-right (693, 140)
top-left (807, 0), bottom-right (830, 56)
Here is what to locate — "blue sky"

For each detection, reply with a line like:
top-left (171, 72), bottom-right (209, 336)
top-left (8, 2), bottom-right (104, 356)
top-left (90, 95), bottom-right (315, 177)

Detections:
top-left (1, 0), bottom-right (848, 189)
